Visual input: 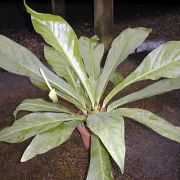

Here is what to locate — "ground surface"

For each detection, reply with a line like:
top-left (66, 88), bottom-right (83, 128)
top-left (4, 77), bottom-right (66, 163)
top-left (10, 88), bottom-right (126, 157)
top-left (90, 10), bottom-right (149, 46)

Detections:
top-left (0, 4), bottom-right (180, 180)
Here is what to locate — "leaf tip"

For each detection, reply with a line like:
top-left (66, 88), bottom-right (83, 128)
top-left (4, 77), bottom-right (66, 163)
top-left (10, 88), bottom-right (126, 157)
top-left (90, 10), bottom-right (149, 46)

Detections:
top-left (20, 156), bottom-right (26, 162)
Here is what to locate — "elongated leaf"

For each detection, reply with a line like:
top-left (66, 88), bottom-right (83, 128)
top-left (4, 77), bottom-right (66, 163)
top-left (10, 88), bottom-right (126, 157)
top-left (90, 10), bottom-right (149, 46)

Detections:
top-left (24, 1), bottom-right (95, 106)
top-left (87, 134), bottom-right (114, 180)
top-left (116, 108), bottom-right (180, 143)
top-left (14, 98), bottom-right (73, 117)
top-left (44, 45), bottom-right (72, 80)
top-left (44, 45), bottom-right (82, 90)
top-left (104, 41), bottom-right (180, 106)
top-left (21, 121), bottom-right (79, 162)
top-left (87, 112), bottom-right (125, 173)
top-left (79, 36), bottom-right (104, 81)
top-left (0, 35), bottom-right (86, 109)
top-left (30, 78), bottom-right (48, 90)
top-left (96, 28), bottom-right (151, 104)
top-left (44, 46), bottom-right (88, 105)
top-left (0, 112), bottom-right (85, 143)
top-left (108, 78), bottom-right (180, 111)
top-left (109, 71), bottom-right (124, 86)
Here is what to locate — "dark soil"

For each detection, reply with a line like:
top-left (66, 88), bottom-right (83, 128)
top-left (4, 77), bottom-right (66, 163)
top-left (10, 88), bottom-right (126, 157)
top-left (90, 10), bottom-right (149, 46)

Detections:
top-left (0, 5), bottom-right (180, 180)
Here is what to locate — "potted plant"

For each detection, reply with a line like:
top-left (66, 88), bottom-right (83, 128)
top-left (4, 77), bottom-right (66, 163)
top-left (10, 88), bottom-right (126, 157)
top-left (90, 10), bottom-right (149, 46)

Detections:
top-left (0, 1), bottom-right (179, 179)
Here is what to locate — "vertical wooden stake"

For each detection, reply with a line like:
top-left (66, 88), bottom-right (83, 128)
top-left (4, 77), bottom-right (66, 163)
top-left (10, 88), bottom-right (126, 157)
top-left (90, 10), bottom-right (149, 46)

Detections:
top-left (94, 0), bottom-right (114, 51)
top-left (51, 0), bottom-right (65, 17)
top-left (51, 0), bottom-right (56, 14)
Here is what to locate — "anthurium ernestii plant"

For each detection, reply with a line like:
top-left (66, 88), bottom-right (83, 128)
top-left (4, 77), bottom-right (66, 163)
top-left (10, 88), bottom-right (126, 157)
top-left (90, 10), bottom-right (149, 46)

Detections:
top-left (0, 1), bottom-right (180, 179)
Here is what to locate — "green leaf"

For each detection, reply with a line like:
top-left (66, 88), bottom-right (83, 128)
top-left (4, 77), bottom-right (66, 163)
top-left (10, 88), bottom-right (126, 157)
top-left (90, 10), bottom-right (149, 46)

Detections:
top-left (21, 121), bottom-right (79, 162)
top-left (109, 71), bottom-right (124, 86)
top-left (44, 45), bottom-right (88, 107)
top-left (14, 98), bottom-right (73, 118)
top-left (96, 28), bottom-right (151, 104)
top-left (79, 36), bottom-right (104, 81)
top-left (44, 45), bottom-right (71, 81)
top-left (0, 35), bottom-right (85, 110)
top-left (44, 45), bottom-right (82, 90)
top-left (108, 78), bottom-right (180, 111)
top-left (30, 78), bottom-right (48, 90)
top-left (24, 1), bottom-right (95, 106)
top-left (87, 112), bottom-right (125, 173)
top-left (116, 108), bottom-right (180, 143)
top-left (87, 134), bottom-right (114, 180)
top-left (104, 41), bottom-right (180, 106)
top-left (0, 113), bottom-right (85, 143)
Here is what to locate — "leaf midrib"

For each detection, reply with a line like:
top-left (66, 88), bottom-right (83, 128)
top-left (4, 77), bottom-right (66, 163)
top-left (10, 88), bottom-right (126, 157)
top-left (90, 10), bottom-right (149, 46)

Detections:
top-left (90, 42), bottom-right (96, 80)
top-left (97, 30), bottom-right (141, 103)
top-left (90, 137), bottom-right (107, 180)
top-left (17, 103), bottom-right (67, 112)
top-left (104, 58), bottom-right (180, 105)
top-left (0, 117), bottom-right (84, 139)
top-left (34, 16), bottom-right (94, 106)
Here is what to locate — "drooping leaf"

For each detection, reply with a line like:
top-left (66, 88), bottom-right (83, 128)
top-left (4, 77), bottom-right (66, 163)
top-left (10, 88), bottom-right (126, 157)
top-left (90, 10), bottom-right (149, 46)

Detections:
top-left (14, 98), bottom-right (73, 118)
top-left (104, 41), bottom-right (180, 106)
top-left (0, 112), bottom-right (85, 143)
top-left (24, 1), bottom-right (95, 106)
top-left (108, 78), bottom-right (180, 111)
top-left (96, 28), bottom-right (151, 104)
top-left (109, 71), bottom-right (124, 86)
top-left (0, 35), bottom-right (86, 110)
top-left (21, 121), bottom-right (79, 162)
top-left (79, 36), bottom-right (104, 81)
top-left (87, 134), bottom-right (114, 180)
top-left (116, 108), bottom-right (180, 143)
top-left (87, 112), bottom-right (125, 173)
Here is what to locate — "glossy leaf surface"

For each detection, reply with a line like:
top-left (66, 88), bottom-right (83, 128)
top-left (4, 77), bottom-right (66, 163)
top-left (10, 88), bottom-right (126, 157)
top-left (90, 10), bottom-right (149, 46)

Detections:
top-left (96, 27), bottom-right (151, 104)
top-left (0, 113), bottom-right (85, 143)
top-left (87, 112), bottom-right (125, 173)
top-left (44, 45), bottom-right (71, 81)
top-left (79, 36), bottom-right (104, 81)
top-left (108, 78), bottom-right (180, 111)
top-left (87, 134), bottom-right (114, 180)
top-left (21, 121), bottom-right (79, 162)
top-left (44, 45), bottom-right (87, 106)
top-left (0, 35), bottom-right (85, 109)
top-left (14, 98), bottom-right (73, 117)
top-left (24, 2), bottom-right (95, 106)
top-left (104, 41), bottom-right (180, 105)
top-left (116, 108), bottom-right (180, 143)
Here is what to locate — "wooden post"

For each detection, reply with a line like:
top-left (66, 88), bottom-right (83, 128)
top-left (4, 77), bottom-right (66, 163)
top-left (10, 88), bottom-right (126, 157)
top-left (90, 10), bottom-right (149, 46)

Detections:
top-left (94, 0), bottom-right (114, 51)
top-left (51, 0), bottom-right (65, 17)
